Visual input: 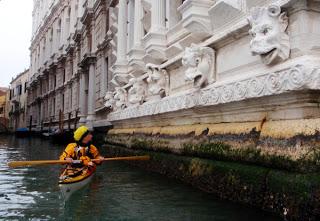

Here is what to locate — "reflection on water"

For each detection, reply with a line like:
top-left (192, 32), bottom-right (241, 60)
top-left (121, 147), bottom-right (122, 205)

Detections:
top-left (0, 135), bottom-right (281, 220)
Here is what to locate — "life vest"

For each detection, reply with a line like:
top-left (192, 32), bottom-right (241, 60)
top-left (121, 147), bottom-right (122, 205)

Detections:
top-left (59, 143), bottom-right (100, 163)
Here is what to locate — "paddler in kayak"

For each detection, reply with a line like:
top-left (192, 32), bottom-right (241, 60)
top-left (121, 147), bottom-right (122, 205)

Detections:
top-left (59, 126), bottom-right (104, 168)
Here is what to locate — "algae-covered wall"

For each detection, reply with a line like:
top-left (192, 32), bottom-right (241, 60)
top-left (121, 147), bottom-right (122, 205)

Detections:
top-left (104, 117), bottom-right (320, 220)
top-left (104, 143), bottom-right (320, 221)
top-left (107, 117), bottom-right (320, 172)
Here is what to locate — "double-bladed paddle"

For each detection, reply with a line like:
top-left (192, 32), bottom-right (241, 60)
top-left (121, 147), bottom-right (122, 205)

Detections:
top-left (8, 155), bottom-right (151, 168)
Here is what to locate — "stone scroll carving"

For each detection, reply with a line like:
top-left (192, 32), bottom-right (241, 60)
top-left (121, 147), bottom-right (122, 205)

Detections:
top-left (248, 5), bottom-right (290, 65)
top-left (128, 78), bottom-right (147, 106)
top-left (182, 44), bottom-right (215, 89)
top-left (146, 64), bottom-right (169, 99)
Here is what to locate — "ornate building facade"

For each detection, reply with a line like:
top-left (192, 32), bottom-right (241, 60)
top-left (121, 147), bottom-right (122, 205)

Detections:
top-left (29, 0), bottom-right (112, 131)
top-left (28, 0), bottom-right (320, 217)
top-left (29, 0), bottom-right (320, 133)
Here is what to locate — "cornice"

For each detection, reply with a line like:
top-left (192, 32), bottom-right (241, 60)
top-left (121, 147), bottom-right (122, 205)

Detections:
top-left (65, 43), bottom-right (75, 54)
top-left (79, 53), bottom-right (97, 68)
top-left (93, 0), bottom-right (107, 18)
top-left (73, 28), bottom-right (82, 43)
top-left (80, 7), bottom-right (94, 26)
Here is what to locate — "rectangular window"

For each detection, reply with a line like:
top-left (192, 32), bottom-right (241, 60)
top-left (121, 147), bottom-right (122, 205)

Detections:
top-left (63, 69), bottom-right (66, 83)
top-left (54, 75), bottom-right (56, 88)
top-left (24, 82), bottom-right (27, 93)
top-left (105, 57), bottom-right (109, 91)
top-left (62, 93), bottom-right (64, 111)
top-left (17, 85), bottom-right (22, 95)
top-left (53, 98), bottom-right (55, 116)
top-left (0, 107), bottom-right (3, 114)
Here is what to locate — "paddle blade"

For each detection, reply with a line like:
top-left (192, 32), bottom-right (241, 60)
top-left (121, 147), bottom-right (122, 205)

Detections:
top-left (8, 160), bottom-right (69, 168)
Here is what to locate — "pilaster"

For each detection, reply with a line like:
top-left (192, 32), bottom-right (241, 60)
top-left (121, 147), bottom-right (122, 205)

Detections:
top-left (142, 0), bottom-right (167, 64)
top-left (113, 0), bottom-right (128, 75)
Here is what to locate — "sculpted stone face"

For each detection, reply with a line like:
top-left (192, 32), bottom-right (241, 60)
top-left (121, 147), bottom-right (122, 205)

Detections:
top-left (182, 44), bottom-right (214, 88)
top-left (248, 5), bottom-right (290, 65)
top-left (146, 64), bottom-right (168, 98)
top-left (128, 78), bottom-right (146, 105)
top-left (104, 91), bottom-right (115, 109)
top-left (114, 87), bottom-right (127, 110)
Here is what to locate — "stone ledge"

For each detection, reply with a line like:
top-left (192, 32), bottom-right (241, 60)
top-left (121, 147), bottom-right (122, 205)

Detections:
top-left (107, 59), bottom-right (320, 122)
top-left (108, 118), bottom-right (320, 139)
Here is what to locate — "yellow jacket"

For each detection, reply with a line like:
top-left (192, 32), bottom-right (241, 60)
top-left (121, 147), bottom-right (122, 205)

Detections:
top-left (59, 143), bottom-right (101, 166)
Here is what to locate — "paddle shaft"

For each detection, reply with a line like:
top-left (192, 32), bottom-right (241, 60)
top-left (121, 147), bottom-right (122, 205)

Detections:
top-left (8, 155), bottom-right (150, 168)
top-left (92, 155), bottom-right (150, 162)
top-left (8, 160), bottom-right (70, 168)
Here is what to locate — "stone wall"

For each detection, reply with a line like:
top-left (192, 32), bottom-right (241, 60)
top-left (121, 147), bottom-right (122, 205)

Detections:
top-left (104, 143), bottom-right (320, 220)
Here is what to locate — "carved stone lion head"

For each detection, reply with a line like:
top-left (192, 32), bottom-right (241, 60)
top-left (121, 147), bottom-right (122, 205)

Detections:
top-left (248, 5), bottom-right (290, 65)
top-left (104, 91), bottom-right (115, 109)
top-left (128, 78), bottom-right (146, 105)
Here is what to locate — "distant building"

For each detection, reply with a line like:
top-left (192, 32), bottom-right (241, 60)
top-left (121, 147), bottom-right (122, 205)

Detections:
top-left (28, 0), bottom-right (112, 131)
top-left (0, 88), bottom-right (7, 117)
top-left (0, 87), bottom-right (9, 132)
top-left (8, 69), bottom-right (29, 131)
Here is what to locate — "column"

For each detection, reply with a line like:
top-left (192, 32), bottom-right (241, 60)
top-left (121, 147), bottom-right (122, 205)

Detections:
top-left (151, 0), bottom-right (166, 32)
top-left (143, 0), bottom-right (167, 63)
top-left (86, 62), bottom-right (95, 129)
top-left (69, 84), bottom-right (73, 112)
top-left (166, 0), bottom-right (182, 29)
top-left (100, 56), bottom-right (107, 98)
top-left (127, 0), bottom-right (134, 51)
top-left (133, 0), bottom-right (144, 48)
top-left (78, 0), bottom-right (85, 18)
top-left (78, 72), bottom-right (87, 124)
top-left (115, 0), bottom-right (128, 65)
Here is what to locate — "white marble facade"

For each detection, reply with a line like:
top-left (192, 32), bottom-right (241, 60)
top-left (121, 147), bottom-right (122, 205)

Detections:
top-left (28, 0), bottom-right (320, 132)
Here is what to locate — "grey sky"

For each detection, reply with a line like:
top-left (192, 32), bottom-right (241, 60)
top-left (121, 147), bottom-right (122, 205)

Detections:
top-left (0, 0), bottom-right (33, 87)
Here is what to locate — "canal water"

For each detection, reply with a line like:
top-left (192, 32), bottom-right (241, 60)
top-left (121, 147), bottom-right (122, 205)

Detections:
top-left (0, 135), bottom-right (281, 220)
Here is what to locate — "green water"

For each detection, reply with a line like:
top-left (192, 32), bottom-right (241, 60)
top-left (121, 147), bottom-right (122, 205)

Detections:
top-left (0, 135), bottom-right (282, 220)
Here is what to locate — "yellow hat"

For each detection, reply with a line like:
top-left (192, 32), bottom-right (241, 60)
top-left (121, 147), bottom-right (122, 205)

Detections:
top-left (74, 126), bottom-right (89, 142)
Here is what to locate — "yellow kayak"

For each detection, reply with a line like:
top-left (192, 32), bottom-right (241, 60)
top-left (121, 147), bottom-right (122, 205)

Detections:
top-left (59, 165), bottom-right (96, 200)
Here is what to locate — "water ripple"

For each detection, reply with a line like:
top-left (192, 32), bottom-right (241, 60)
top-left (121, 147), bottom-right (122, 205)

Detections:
top-left (0, 136), bottom-right (281, 221)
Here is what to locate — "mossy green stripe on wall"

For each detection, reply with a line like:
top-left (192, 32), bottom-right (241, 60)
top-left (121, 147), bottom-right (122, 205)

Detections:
top-left (105, 145), bottom-right (320, 220)
top-left (107, 134), bottom-right (320, 173)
